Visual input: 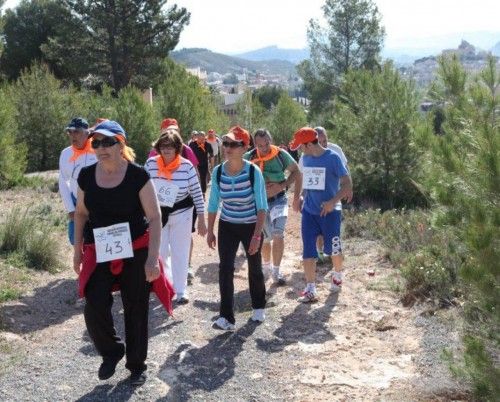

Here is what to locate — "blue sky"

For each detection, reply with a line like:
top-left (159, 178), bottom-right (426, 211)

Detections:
top-left (3, 0), bottom-right (499, 53)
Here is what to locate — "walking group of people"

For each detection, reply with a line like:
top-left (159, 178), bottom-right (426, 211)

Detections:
top-left (59, 116), bottom-right (352, 385)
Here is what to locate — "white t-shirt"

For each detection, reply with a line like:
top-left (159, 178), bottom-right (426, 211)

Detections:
top-left (58, 146), bottom-right (98, 213)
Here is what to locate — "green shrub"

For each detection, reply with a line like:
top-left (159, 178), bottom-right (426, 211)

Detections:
top-left (424, 55), bottom-right (499, 398)
top-left (0, 288), bottom-right (22, 303)
top-left (14, 63), bottom-right (75, 172)
top-left (0, 208), bottom-right (61, 272)
top-left (0, 209), bottom-right (33, 253)
top-left (24, 229), bottom-right (60, 273)
top-left (331, 62), bottom-right (427, 209)
top-left (0, 87), bottom-right (27, 189)
top-left (343, 208), bottom-right (464, 302)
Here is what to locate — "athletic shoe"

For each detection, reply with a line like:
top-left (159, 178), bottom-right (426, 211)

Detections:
top-left (98, 347), bottom-right (125, 380)
top-left (297, 289), bottom-right (319, 303)
top-left (330, 274), bottom-right (343, 293)
top-left (176, 294), bottom-right (189, 305)
top-left (129, 370), bottom-right (147, 386)
top-left (271, 268), bottom-right (286, 286)
top-left (316, 251), bottom-right (326, 265)
top-left (213, 317), bottom-right (236, 331)
top-left (251, 308), bottom-right (265, 322)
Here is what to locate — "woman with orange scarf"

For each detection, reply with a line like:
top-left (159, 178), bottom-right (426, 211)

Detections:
top-left (145, 129), bottom-right (207, 304)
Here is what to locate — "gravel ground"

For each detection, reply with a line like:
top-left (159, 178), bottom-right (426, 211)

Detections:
top-left (0, 191), bottom-right (468, 401)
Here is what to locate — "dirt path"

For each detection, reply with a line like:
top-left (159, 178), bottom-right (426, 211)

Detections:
top-left (0, 191), bottom-right (466, 401)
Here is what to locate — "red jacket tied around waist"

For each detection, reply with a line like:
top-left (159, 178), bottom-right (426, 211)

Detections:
top-left (78, 231), bottom-right (174, 315)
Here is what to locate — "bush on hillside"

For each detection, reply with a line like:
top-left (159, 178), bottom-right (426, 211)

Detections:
top-left (0, 208), bottom-right (60, 272)
top-left (423, 55), bottom-right (499, 399)
top-left (14, 63), bottom-right (76, 172)
top-left (330, 62), bottom-right (427, 209)
top-left (0, 88), bottom-right (27, 188)
top-left (343, 209), bottom-right (464, 304)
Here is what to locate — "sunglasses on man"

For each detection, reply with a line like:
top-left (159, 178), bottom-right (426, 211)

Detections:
top-left (91, 137), bottom-right (119, 149)
top-left (222, 141), bottom-right (243, 148)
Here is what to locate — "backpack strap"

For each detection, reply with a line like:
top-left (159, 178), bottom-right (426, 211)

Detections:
top-left (216, 162), bottom-right (254, 189)
top-left (216, 163), bottom-right (222, 187)
top-left (249, 162), bottom-right (255, 187)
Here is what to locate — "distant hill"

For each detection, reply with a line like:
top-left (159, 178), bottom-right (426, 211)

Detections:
top-left (234, 46), bottom-right (309, 64)
top-left (492, 41), bottom-right (500, 57)
top-left (170, 48), bottom-right (298, 76)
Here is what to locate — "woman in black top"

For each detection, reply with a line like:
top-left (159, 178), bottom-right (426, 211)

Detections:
top-left (73, 120), bottom-right (162, 386)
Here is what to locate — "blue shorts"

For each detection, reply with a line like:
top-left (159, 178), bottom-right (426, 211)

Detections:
top-left (301, 209), bottom-right (342, 259)
top-left (262, 194), bottom-right (288, 242)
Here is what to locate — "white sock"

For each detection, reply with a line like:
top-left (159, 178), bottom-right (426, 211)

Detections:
top-left (333, 271), bottom-right (343, 282)
top-left (272, 265), bottom-right (280, 273)
top-left (306, 282), bottom-right (316, 292)
top-left (262, 261), bottom-right (271, 270)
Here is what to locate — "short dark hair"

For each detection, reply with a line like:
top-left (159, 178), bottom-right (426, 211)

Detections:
top-left (253, 128), bottom-right (272, 142)
top-left (153, 132), bottom-right (183, 155)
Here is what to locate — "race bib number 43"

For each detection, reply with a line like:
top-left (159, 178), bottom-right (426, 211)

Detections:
top-left (93, 222), bottom-right (134, 263)
top-left (302, 167), bottom-right (326, 190)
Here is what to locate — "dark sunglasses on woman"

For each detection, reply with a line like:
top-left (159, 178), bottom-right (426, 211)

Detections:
top-left (222, 141), bottom-right (243, 148)
top-left (91, 137), bottom-right (119, 149)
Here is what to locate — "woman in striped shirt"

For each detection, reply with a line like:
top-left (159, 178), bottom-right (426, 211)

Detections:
top-left (145, 130), bottom-right (207, 304)
top-left (207, 126), bottom-right (268, 331)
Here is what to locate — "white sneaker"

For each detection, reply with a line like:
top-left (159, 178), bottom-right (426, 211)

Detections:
top-left (213, 317), bottom-right (235, 331)
top-left (297, 289), bottom-right (319, 303)
top-left (251, 308), bottom-right (265, 322)
top-left (271, 268), bottom-right (286, 286)
top-left (330, 272), bottom-right (343, 293)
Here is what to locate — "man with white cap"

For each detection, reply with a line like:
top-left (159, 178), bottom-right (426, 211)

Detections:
top-left (58, 117), bottom-right (97, 244)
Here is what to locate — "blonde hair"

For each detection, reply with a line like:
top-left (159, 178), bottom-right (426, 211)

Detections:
top-left (115, 135), bottom-right (136, 162)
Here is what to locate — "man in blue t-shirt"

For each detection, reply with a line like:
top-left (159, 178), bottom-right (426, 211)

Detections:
top-left (290, 127), bottom-right (353, 303)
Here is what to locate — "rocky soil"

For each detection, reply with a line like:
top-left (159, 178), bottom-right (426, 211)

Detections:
top-left (0, 186), bottom-right (468, 401)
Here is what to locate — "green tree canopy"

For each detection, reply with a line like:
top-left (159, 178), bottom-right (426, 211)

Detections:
top-left (252, 86), bottom-right (286, 111)
top-left (269, 94), bottom-right (307, 145)
top-left (14, 63), bottom-right (74, 171)
top-left (43, 0), bottom-right (190, 90)
top-left (0, 87), bottom-right (27, 188)
top-left (423, 54), bottom-right (499, 400)
top-left (154, 58), bottom-right (228, 139)
top-left (331, 62), bottom-right (424, 208)
top-left (299, 0), bottom-right (385, 116)
top-left (0, 0), bottom-right (69, 80)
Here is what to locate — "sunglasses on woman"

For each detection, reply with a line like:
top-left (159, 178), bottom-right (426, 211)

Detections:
top-left (222, 141), bottom-right (243, 148)
top-left (91, 137), bottom-right (119, 149)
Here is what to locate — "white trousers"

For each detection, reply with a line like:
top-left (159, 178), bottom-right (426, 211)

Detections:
top-left (159, 207), bottom-right (193, 297)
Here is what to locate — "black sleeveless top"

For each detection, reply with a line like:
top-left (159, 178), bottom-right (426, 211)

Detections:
top-left (77, 163), bottom-right (150, 244)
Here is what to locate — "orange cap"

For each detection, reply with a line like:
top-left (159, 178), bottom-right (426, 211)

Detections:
top-left (160, 118), bottom-right (179, 134)
top-left (289, 127), bottom-right (317, 151)
top-left (223, 126), bottom-right (250, 146)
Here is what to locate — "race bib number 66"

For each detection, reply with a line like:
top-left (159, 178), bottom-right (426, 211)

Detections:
top-left (93, 222), bottom-right (134, 263)
top-left (302, 167), bottom-right (326, 190)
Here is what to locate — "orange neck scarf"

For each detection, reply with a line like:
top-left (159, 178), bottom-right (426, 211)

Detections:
top-left (251, 144), bottom-right (280, 171)
top-left (156, 154), bottom-right (181, 180)
top-left (197, 140), bottom-right (206, 152)
top-left (69, 139), bottom-right (94, 162)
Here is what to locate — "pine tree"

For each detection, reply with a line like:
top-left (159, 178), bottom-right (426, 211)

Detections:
top-left (424, 55), bottom-right (499, 400)
top-left (0, 88), bottom-right (27, 188)
top-left (331, 62), bottom-right (425, 208)
top-left (43, 0), bottom-right (190, 90)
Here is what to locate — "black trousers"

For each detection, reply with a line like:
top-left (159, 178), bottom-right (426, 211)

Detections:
top-left (198, 164), bottom-right (209, 195)
top-left (217, 219), bottom-right (266, 324)
top-left (84, 248), bottom-right (151, 372)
